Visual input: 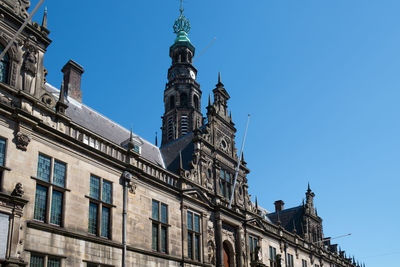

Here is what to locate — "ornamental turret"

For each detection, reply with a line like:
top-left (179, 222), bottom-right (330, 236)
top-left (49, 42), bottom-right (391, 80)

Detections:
top-left (161, 2), bottom-right (202, 146)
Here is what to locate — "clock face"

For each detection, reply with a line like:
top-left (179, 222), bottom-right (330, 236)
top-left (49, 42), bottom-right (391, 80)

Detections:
top-left (189, 70), bottom-right (196, 79)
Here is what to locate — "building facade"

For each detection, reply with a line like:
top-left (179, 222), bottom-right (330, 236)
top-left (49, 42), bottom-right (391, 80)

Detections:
top-left (0, 1), bottom-right (364, 267)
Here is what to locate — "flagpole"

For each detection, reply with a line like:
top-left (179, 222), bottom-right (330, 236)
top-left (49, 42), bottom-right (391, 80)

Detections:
top-left (228, 114), bottom-right (250, 209)
top-left (0, 0), bottom-right (45, 61)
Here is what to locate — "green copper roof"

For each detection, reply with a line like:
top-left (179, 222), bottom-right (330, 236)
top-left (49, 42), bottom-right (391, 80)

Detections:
top-left (172, 1), bottom-right (194, 51)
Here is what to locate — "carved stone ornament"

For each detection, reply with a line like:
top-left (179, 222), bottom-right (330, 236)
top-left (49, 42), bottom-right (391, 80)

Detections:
top-left (11, 183), bottom-right (24, 197)
top-left (15, 132), bottom-right (30, 151)
top-left (0, 92), bottom-right (13, 106)
top-left (21, 38), bottom-right (38, 95)
top-left (1, 0), bottom-right (31, 19)
top-left (123, 171), bottom-right (138, 194)
top-left (40, 93), bottom-right (56, 108)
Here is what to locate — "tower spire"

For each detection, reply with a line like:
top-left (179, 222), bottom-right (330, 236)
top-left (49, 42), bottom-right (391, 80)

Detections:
top-left (41, 6), bottom-right (47, 29)
top-left (180, 0), bottom-right (184, 14)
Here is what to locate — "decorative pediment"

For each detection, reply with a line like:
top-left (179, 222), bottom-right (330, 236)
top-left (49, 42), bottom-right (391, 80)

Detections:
top-left (182, 188), bottom-right (213, 206)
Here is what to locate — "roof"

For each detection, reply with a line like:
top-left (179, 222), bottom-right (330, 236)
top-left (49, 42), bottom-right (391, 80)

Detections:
top-left (45, 83), bottom-right (165, 168)
top-left (160, 132), bottom-right (194, 173)
top-left (267, 205), bottom-right (305, 234)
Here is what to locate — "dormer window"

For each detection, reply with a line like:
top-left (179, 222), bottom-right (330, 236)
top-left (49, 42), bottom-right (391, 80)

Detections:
top-left (121, 134), bottom-right (143, 155)
top-left (0, 45), bottom-right (9, 83)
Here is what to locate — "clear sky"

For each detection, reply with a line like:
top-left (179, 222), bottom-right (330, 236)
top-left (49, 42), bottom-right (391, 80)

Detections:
top-left (28, 0), bottom-right (399, 266)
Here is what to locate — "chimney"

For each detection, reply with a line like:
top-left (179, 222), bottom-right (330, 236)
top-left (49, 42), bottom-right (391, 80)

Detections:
top-left (274, 200), bottom-right (285, 212)
top-left (62, 60), bottom-right (84, 103)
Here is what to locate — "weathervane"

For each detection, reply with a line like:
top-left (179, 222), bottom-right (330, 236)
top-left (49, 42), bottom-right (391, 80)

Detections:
top-left (173, 0), bottom-right (191, 35)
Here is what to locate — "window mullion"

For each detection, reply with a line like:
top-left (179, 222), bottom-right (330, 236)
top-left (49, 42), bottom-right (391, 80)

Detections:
top-left (46, 185), bottom-right (53, 223)
top-left (97, 203), bottom-right (102, 236)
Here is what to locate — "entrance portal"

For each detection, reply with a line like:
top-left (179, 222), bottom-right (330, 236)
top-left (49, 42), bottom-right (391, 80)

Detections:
top-left (223, 241), bottom-right (232, 267)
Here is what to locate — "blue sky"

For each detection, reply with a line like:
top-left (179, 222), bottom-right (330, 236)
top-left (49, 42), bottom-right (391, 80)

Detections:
top-left (29, 0), bottom-right (399, 266)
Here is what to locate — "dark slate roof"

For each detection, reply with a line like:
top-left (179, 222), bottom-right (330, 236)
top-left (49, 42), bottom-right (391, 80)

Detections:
top-left (45, 83), bottom-right (165, 167)
top-left (267, 205), bottom-right (305, 235)
top-left (160, 133), bottom-right (194, 173)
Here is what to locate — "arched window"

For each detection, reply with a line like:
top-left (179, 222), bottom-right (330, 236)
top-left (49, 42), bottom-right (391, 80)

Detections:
top-left (169, 95), bottom-right (175, 110)
top-left (0, 45), bottom-right (9, 83)
top-left (193, 95), bottom-right (199, 110)
top-left (180, 93), bottom-right (188, 107)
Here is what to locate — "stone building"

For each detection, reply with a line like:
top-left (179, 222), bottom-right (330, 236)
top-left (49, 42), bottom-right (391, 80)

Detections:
top-left (0, 1), bottom-right (364, 267)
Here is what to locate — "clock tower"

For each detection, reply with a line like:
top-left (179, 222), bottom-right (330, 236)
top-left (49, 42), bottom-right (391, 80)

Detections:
top-left (161, 3), bottom-right (203, 146)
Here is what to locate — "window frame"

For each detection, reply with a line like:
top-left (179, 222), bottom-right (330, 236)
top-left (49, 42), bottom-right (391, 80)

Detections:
top-left (29, 253), bottom-right (63, 267)
top-left (87, 174), bottom-right (113, 239)
top-left (219, 169), bottom-right (232, 199)
top-left (0, 136), bottom-right (9, 192)
top-left (84, 261), bottom-right (114, 267)
top-left (33, 153), bottom-right (68, 227)
top-left (187, 210), bottom-right (202, 261)
top-left (287, 253), bottom-right (294, 267)
top-left (269, 246), bottom-right (277, 267)
top-left (150, 199), bottom-right (169, 254)
top-left (0, 44), bottom-right (10, 84)
top-left (302, 259), bottom-right (308, 267)
top-left (249, 235), bottom-right (259, 262)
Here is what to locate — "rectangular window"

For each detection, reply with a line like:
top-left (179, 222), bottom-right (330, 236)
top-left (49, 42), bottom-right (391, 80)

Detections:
top-left (187, 211), bottom-right (201, 261)
top-left (34, 185), bottom-right (48, 221)
top-left (0, 138), bottom-right (6, 166)
top-left (101, 206), bottom-right (110, 238)
top-left (269, 246), bottom-right (277, 267)
top-left (30, 255), bottom-right (44, 267)
top-left (302, 259), bottom-right (308, 267)
top-left (102, 180), bottom-right (112, 204)
top-left (37, 154), bottom-right (51, 182)
top-left (249, 236), bottom-right (259, 261)
top-left (151, 200), bottom-right (168, 253)
top-left (0, 213), bottom-right (9, 259)
top-left (88, 175), bottom-right (113, 239)
top-left (33, 155), bottom-right (67, 226)
top-left (88, 202), bottom-right (98, 235)
top-left (53, 161), bottom-right (66, 187)
top-left (47, 257), bottom-right (61, 267)
top-left (219, 169), bottom-right (232, 199)
top-left (90, 175), bottom-right (100, 199)
top-left (86, 263), bottom-right (113, 267)
top-left (287, 253), bottom-right (294, 267)
top-left (30, 255), bottom-right (61, 267)
top-left (50, 190), bottom-right (63, 225)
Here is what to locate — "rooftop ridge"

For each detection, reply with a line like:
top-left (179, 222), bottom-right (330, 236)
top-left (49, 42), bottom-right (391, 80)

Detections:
top-left (45, 83), bottom-right (162, 153)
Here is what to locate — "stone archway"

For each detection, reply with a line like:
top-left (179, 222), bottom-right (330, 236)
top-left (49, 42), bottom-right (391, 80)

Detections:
top-left (223, 240), bottom-right (234, 267)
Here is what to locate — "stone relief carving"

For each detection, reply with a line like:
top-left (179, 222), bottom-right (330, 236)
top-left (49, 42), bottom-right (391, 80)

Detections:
top-left (201, 158), bottom-right (214, 191)
top-left (40, 92), bottom-right (56, 108)
top-left (11, 183), bottom-right (24, 197)
top-left (182, 149), bottom-right (201, 184)
top-left (15, 132), bottom-right (30, 151)
top-left (1, 0), bottom-right (31, 19)
top-left (207, 218), bottom-right (216, 265)
top-left (0, 91), bottom-right (14, 106)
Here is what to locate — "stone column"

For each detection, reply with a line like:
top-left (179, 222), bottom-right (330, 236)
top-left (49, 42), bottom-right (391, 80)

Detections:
top-left (216, 213), bottom-right (223, 267)
top-left (237, 226), bottom-right (244, 267)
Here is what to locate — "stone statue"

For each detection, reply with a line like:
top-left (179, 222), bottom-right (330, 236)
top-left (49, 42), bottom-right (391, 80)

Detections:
top-left (22, 44), bottom-right (37, 95)
top-left (12, 183), bottom-right (24, 197)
